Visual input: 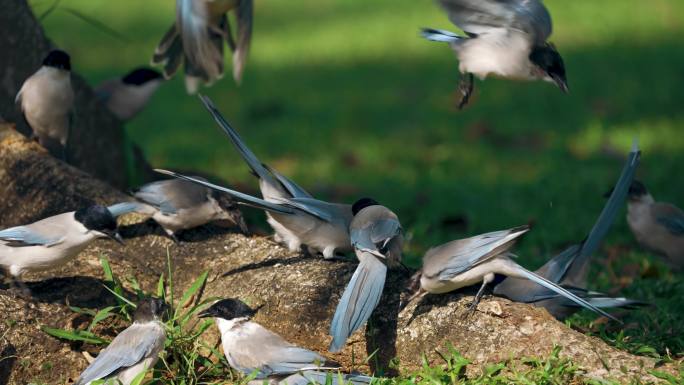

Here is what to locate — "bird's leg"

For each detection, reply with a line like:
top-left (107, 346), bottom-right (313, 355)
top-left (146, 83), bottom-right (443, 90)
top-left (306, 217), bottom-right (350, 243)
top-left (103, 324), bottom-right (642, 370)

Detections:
top-left (164, 229), bottom-right (180, 244)
top-left (8, 276), bottom-right (32, 300)
top-left (457, 73), bottom-right (474, 110)
top-left (465, 274), bottom-right (494, 318)
top-left (400, 287), bottom-right (427, 312)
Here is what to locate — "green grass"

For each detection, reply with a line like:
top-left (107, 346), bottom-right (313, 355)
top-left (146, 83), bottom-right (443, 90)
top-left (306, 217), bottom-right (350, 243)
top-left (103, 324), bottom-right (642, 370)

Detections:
top-left (33, 0), bottom-right (684, 370)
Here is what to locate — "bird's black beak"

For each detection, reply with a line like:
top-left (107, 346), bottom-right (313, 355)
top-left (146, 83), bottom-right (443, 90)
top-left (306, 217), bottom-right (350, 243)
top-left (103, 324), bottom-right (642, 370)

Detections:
top-left (551, 74), bottom-right (569, 94)
top-left (103, 230), bottom-right (125, 245)
top-left (198, 307), bottom-right (217, 319)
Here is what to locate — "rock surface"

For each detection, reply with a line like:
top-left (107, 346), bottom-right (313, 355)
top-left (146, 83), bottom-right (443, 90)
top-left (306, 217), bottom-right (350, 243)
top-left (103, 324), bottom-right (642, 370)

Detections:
top-left (0, 124), bottom-right (676, 384)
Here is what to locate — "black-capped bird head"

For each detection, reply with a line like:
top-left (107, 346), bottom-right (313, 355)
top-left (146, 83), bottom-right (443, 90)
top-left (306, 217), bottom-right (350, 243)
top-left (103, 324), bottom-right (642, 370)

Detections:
top-left (42, 49), bottom-right (71, 71)
top-left (75, 205), bottom-right (123, 244)
top-left (214, 192), bottom-right (248, 232)
top-left (351, 197), bottom-right (380, 216)
top-left (627, 180), bottom-right (649, 201)
top-left (199, 298), bottom-right (257, 320)
top-left (603, 180), bottom-right (649, 202)
top-left (134, 297), bottom-right (169, 322)
top-left (122, 68), bottom-right (163, 86)
top-left (529, 43), bottom-right (567, 93)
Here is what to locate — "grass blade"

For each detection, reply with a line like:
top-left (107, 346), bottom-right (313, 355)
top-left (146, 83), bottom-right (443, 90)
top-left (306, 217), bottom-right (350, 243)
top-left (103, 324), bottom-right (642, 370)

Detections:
top-left (174, 271), bottom-right (208, 319)
top-left (41, 326), bottom-right (108, 344)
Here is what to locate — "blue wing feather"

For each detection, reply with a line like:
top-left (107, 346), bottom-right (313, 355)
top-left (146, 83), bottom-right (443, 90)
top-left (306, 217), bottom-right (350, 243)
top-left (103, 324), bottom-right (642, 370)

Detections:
top-left (0, 226), bottom-right (63, 247)
top-left (329, 253), bottom-right (387, 352)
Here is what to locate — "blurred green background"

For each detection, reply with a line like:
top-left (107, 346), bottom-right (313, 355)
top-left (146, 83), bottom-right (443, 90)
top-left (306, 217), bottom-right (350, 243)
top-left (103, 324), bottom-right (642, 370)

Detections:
top-left (34, 0), bottom-right (683, 357)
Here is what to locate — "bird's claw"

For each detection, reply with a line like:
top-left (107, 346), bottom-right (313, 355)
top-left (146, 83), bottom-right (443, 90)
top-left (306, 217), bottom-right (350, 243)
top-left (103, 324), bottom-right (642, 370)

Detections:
top-left (457, 73), bottom-right (474, 110)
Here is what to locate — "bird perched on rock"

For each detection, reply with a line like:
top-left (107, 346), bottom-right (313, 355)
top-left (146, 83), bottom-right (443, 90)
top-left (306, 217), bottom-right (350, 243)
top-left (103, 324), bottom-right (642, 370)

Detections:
top-left (411, 225), bottom-right (620, 322)
top-left (152, 0), bottom-right (253, 93)
top-left (199, 298), bottom-right (373, 385)
top-left (493, 142), bottom-right (646, 319)
top-left (74, 297), bottom-right (168, 385)
top-left (422, 0), bottom-right (567, 109)
top-left (117, 178), bottom-right (247, 242)
top-left (155, 95), bottom-right (353, 259)
top-left (622, 180), bottom-right (684, 271)
top-left (95, 67), bottom-right (163, 121)
top-left (16, 49), bottom-right (74, 158)
top-left (0, 204), bottom-right (132, 297)
top-left (329, 198), bottom-right (403, 352)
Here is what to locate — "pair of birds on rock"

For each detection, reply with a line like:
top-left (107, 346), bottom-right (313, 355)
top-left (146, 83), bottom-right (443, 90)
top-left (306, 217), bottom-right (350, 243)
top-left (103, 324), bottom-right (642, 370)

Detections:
top-left (72, 297), bottom-right (373, 385)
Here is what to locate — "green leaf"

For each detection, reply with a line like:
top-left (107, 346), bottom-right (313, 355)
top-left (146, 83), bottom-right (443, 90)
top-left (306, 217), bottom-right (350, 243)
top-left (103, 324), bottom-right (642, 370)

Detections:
top-left (174, 271), bottom-right (208, 319)
top-left (156, 273), bottom-right (165, 298)
top-left (102, 284), bottom-right (136, 308)
top-left (88, 306), bottom-right (116, 331)
top-left (128, 276), bottom-right (143, 298)
top-left (41, 326), bottom-right (108, 344)
top-left (129, 367), bottom-right (149, 385)
top-left (648, 369), bottom-right (678, 383)
top-left (68, 305), bottom-right (96, 316)
top-left (100, 257), bottom-right (114, 282)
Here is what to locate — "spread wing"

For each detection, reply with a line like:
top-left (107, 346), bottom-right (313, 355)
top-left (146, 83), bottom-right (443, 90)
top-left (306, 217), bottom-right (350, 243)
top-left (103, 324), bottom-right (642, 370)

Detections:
top-left (0, 226), bottom-right (64, 247)
top-left (423, 227), bottom-right (528, 280)
top-left (75, 323), bottom-right (164, 385)
top-left (437, 0), bottom-right (552, 43)
top-left (266, 165), bottom-right (313, 199)
top-left (273, 197), bottom-right (339, 223)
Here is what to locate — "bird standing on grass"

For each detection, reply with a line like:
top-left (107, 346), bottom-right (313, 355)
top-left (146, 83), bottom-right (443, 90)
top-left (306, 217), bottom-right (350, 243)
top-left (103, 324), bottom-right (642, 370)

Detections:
top-left (329, 198), bottom-right (403, 353)
top-left (199, 298), bottom-right (373, 385)
top-left (74, 297), bottom-right (168, 385)
top-left (623, 180), bottom-right (684, 271)
top-left (152, 0), bottom-right (253, 93)
top-left (16, 49), bottom-right (74, 158)
top-left (95, 67), bottom-right (163, 121)
top-left (422, 0), bottom-right (567, 109)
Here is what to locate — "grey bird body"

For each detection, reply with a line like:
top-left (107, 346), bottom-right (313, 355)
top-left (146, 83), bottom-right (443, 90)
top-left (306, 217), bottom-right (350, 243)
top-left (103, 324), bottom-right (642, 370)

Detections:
top-left (493, 144), bottom-right (645, 319)
top-left (0, 205), bottom-right (125, 281)
top-left (96, 68), bottom-right (163, 121)
top-left (422, 0), bottom-right (567, 107)
top-left (155, 95), bottom-right (353, 258)
top-left (626, 182), bottom-right (684, 270)
top-left (128, 178), bottom-right (246, 238)
top-left (75, 298), bottom-right (167, 385)
top-left (153, 0), bottom-right (253, 93)
top-left (155, 169), bottom-right (352, 258)
top-left (16, 50), bottom-right (74, 156)
top-left (418, 226), bottom-right (619, 321)
top-left (329, 199), bottom-right (403, 352)
top-left (200, 299), bottom-right (372, 385)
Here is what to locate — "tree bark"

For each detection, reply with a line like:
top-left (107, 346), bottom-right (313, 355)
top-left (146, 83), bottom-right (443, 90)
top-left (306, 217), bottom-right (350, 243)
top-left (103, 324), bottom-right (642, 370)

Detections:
top-left (0, 0), bottom-right (138, 189)
top-left (0, 124), bottom-right (675, 384)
